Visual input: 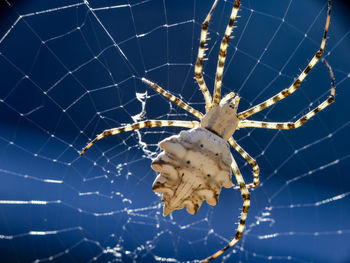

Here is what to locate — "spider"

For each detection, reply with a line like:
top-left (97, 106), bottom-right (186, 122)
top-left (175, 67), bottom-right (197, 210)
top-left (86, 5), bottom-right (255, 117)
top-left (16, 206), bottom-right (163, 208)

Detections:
top-left (81, 0), bottom-right (334, 261)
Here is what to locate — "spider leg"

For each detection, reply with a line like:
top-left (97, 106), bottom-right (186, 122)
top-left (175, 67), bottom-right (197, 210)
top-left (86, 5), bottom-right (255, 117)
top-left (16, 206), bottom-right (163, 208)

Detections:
top-left (203, 154), bottom-right (250, 262)
top-left (195, 0), bottom-right (218, 112)
top-left (220, 92), bottom-right (236, 105)
top-left (142, 78), bottom-right (204, 120)
top-left (228, 137), bottom-right (259, 189)
top-left (237, 0), bottom-right (332, 120)
top-left (238, 96), bottom-right (334, 130)
top-left (81, 120), bottom-right (200, 155)
top-left (212, 0), bottom-right (240, 108)
top-left (238, 59), bottom-right (335, 130)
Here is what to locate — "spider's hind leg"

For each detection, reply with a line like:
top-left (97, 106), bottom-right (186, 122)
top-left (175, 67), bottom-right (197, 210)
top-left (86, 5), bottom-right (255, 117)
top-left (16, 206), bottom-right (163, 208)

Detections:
top-left (81, 120), bottom-right (200, 155)
top-left (228, 137), bottom-right (259, 189)
top-left (203, 154), bottom-right (250, 262)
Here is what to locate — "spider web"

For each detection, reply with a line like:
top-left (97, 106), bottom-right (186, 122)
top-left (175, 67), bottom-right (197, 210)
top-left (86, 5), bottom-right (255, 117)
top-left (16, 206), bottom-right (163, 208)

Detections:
top-left (0, 0), bottom-right (350, 262)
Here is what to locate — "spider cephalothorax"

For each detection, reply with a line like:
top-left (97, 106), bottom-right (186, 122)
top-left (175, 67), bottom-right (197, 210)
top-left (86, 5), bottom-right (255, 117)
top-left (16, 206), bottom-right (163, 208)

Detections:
top-left (201, 94), bottom-right (240, 140)
top-left (81, 0), bottom-right (334, 262)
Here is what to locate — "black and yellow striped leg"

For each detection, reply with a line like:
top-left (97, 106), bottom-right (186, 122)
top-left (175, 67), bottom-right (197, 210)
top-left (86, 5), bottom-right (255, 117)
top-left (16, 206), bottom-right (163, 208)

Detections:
top-left (81, 120), bottom-right (200, 155)
top-left (142, 78), bottom-right (204, 120)
top-left (212, 0), bottom-right (240, 107)
top-left (238, 94), bottom-right (334, 130)
top-left (237, 0), bottom-right (332, 120)
top-left (239, 58), bottom-right (335, 130)
top-left (203, 155), bottom-right (250, 262)
top-left (238, 95), bottom-right (335, 130)
top-left (220, 92), bottom-right (236, 105)
top-left (195, 0), bottom-right (219, 112)
top-left (218, 92), bottom-right (236, 107)
top-left (228, 137), bottom-right (259, 189)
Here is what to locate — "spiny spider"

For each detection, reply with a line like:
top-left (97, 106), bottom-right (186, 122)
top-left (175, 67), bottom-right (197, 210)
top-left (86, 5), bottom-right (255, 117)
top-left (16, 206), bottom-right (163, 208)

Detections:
top-left (81, 0), bottom-right (335, 261)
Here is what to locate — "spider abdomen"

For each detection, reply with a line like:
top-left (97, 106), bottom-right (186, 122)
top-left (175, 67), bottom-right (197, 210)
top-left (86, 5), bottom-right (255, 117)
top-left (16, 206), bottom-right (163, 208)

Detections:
top-left (151, 127), bottom-right (233, 216)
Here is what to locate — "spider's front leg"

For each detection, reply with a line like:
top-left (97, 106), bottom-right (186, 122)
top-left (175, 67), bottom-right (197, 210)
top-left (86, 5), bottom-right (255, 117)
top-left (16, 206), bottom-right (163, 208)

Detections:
top-left (195, 0), bottom-right (219, 111)
top-left (212, 0), bottom-right (240, 107)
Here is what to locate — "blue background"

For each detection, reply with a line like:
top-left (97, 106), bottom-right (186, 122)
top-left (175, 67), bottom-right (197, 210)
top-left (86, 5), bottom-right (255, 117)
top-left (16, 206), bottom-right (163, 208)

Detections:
top-left (0, 0), bottom-right (350, 262)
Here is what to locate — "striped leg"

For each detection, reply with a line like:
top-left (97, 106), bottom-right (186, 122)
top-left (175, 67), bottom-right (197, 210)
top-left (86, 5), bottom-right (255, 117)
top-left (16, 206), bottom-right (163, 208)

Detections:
top-left (220, 92), bottom-right (236, 105)
top-left (239, 59), bottom-right (335, 130)
top-left (203, 155), bottom-right (250, 262)
top-left (142, 78), bottom-right (204, 120)
top-left (81, 120), bottom-right (200, 155)
top-left (195, 0), bottom-right (218, 112)
top-left (238, 95), bottom-right (335, 130)
top-left (237, 0), bottom-right (332, 120)
top-left (228, 137), bottom-right (259, 189)
top-left (212, 0), bottom-right (240, 107)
